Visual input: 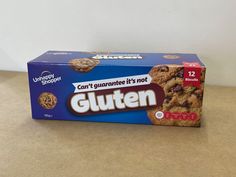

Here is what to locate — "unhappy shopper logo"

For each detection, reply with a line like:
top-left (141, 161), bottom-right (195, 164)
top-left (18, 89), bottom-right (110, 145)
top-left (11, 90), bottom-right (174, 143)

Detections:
top-left (32, 71), bottom-right (62, 85)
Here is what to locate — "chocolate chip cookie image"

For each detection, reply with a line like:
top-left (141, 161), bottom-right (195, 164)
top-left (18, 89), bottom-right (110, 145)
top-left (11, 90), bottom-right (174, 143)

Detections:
top-left (147, 65), bottom-right (205, 127)
top-left (38, 92), bottom-right (57, 109)
top-left (69, 58), bottom-right (100, 72)
top-left (149, 64), bottom-right (183, 87)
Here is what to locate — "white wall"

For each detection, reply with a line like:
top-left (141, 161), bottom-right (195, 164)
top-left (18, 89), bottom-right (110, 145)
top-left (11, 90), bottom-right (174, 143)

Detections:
top-left (0, 0), bottom-right (235, 86)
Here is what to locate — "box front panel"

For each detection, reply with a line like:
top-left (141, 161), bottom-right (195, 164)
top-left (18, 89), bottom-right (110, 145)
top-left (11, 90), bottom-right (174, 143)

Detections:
top-left (28, 63), bottom-right (157, 124)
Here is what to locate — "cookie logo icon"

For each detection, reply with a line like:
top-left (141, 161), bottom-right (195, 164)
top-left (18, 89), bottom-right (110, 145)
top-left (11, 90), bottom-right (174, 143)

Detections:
top-left (38, 92), bottom-right (57, 109)
top-left (155, 111), bottom-right (164, 119)
top-left (69, 58), bottom-right (100, 72)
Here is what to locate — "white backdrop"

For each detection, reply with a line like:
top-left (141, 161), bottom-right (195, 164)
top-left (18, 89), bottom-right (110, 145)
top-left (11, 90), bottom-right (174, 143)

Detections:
top-left (0, 0), bottom-right (235, 86)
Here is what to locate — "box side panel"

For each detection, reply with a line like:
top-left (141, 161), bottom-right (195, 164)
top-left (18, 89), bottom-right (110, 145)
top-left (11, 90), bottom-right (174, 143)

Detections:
top-left (28, 51), bottom-right (205, 67)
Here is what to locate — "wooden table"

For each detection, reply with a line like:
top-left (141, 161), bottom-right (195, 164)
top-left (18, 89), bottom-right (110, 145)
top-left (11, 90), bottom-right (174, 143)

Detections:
top-left (0, 71), bottom-right (235, 177)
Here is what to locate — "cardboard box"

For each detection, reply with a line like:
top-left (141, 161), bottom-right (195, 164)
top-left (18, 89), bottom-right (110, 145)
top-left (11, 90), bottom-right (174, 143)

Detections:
top-left (27, 51), bottom-right (206, 127)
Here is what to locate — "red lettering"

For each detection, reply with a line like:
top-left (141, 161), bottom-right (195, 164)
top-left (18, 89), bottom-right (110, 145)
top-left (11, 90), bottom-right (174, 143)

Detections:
top-left (163, 112), bottom-right (197, 121)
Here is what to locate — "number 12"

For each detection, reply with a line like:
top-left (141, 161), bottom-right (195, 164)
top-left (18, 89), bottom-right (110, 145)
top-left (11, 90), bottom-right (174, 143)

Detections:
top-left (188, 71), bottom-right (195, 77)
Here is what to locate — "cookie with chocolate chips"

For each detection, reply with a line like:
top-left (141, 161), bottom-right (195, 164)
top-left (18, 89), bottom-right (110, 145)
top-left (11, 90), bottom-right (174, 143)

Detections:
top-left (38, 92), bottom-right (57, 109)
top-left (149, 64), bottom-right (183, 86)
top-left (69, 58), bottom-right (100, 72)
top-left (147, 65), bottom-right (205, 127)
